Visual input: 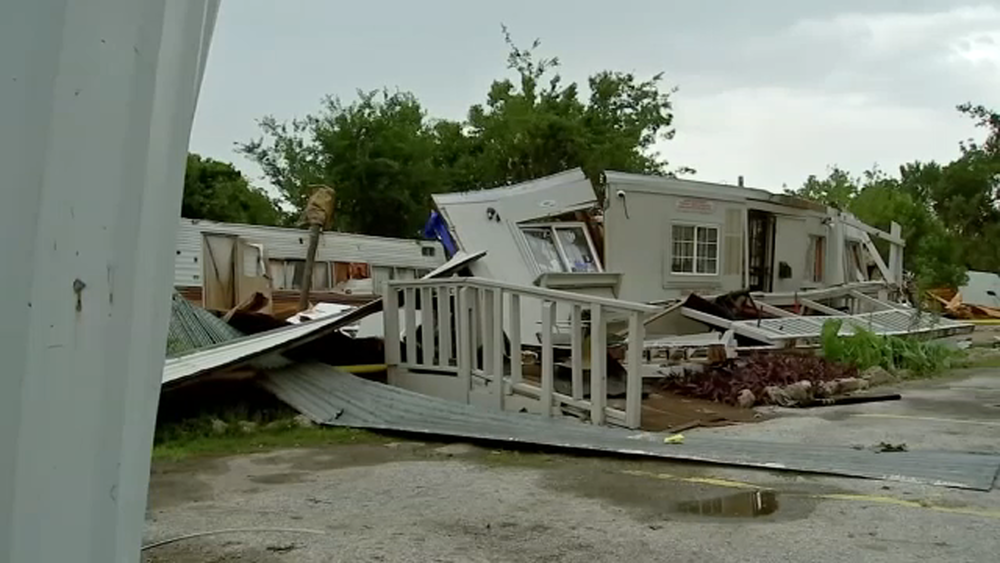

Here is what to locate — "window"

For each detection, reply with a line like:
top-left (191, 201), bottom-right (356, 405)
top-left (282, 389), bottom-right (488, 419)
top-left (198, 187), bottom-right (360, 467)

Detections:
top-left (671, 224), bottom-right (719, 275)
top-left (520, 224), bottom-right (601, 274)
top-left (268, 259), bottom-right (332, 290)
top-left (421, 246), bottom-right (436, 257)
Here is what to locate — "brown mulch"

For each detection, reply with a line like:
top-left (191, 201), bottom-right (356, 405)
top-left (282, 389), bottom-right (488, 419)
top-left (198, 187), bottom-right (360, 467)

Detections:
top-left (632, 392), bottom-right (763, 432)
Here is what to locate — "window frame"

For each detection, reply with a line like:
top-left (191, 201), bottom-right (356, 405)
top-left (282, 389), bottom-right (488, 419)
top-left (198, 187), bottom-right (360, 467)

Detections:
top-left (518, 222), bottom-right (604, 275)
top-left (670, 222), bottom-right (721, 276)
top-left (806, 235), bottom-right (825, 284)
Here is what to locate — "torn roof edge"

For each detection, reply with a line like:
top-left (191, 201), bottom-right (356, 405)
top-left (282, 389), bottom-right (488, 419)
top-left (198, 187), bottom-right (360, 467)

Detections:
top-left (432, 168), bottom-right (592, 206)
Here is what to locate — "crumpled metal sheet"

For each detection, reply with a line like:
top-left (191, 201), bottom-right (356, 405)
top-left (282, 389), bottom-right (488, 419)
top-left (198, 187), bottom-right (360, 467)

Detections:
top-left (166, 293), bottom-right (243, 358)
top-left (261, 363), bottom-right (1000, 491)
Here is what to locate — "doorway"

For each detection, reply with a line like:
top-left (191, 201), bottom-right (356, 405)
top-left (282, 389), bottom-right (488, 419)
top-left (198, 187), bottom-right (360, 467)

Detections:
top-left (747, 210), bottom-right (776, 292)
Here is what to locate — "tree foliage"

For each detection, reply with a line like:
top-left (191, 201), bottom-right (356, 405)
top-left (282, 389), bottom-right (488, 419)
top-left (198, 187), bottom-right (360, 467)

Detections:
top-left (789, 103), bottom-right (1000, 289)
top-left (182, 153), bottom-right (285, 226)
top-left (237, 27), bottom-right (684, 237)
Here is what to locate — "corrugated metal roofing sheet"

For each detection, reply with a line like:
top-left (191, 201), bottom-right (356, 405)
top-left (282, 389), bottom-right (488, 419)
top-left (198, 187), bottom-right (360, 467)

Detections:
top-left (728, 310), bottom-right (973, 342)
top-left (165, 292), bottom-right (243, 357)
top-left (162, 301), bottom-right (380, 385)
top-left (261, 363), bottom-right (1000, 490)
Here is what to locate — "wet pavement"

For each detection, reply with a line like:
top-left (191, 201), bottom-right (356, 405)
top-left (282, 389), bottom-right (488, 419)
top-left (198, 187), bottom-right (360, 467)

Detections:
top-left (144, 369), bottom-right (1000, 562)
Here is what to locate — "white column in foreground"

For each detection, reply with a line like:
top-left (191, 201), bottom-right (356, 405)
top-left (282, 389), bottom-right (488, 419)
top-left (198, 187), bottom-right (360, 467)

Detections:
top-left (0, 1), bottom-right (219, 561)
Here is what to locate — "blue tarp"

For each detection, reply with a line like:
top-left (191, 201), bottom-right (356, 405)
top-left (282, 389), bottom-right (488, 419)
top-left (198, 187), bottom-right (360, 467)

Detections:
top-left (423, 211), bottom-right (458, 257)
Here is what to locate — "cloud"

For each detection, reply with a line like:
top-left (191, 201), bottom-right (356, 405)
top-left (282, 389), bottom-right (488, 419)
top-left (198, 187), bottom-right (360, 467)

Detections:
top-left (664, 86), bottom-right (978, 191)
top-left (663, 4), bottom-right (999, 189)
top-left (740, 5), bottom-right (1000, 103)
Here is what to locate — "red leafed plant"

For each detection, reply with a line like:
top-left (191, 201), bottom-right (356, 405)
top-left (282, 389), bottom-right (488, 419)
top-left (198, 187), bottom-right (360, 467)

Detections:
top-left (659, 354), bottom-right (858, 405)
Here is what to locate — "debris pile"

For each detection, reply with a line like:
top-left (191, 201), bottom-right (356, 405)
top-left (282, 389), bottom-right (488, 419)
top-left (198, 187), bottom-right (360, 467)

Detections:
top-left (927, 289), bottom-right (1000, 320)
top-left (658, 354), bottom-right (862, 407)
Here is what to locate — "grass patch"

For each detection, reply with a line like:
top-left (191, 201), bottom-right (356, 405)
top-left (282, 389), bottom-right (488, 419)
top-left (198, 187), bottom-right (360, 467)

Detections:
top-left (152, 416), bottom-right (387, 462)
top-left (953, 346), bottom-right (1000, 370)
top-left (821, 319), bottom-right (956, 376)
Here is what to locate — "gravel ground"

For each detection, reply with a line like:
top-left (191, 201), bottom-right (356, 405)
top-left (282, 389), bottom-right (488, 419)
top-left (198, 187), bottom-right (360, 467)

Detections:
top-left (143, 369), bottom-right (1000, 563)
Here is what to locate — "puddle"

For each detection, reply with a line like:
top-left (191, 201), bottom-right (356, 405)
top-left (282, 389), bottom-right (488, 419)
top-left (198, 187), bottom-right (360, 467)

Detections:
top-left (675, 490), bottom-right (779, 518)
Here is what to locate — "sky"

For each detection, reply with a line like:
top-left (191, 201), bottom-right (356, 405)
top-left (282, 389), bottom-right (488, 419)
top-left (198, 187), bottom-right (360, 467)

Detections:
top-left (189, 0), bottom-right (1000, 193)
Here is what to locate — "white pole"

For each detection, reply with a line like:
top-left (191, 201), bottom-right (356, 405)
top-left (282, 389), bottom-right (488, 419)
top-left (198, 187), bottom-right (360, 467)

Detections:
top-left (0, 1), bottom-right (219, 562)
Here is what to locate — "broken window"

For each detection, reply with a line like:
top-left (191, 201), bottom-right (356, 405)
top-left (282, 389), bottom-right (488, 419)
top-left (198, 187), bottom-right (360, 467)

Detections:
top-left (520, 224), bottom-right (601, 274)
top-left (268, 259), bottom-right (332, 290)
top-left (671, 224), bottom-right (719, 275)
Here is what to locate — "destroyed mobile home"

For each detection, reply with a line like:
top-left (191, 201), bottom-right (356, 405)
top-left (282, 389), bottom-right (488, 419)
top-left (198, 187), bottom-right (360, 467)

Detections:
top-left (159, 168), bottom-right (990, 490)
top-left (173, 217), bottom-right (445, 319)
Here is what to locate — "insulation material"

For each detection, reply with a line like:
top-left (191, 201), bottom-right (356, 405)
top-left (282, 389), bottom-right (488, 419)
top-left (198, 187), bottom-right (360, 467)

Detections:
top-left (304, 185), bottom-right (336, 228)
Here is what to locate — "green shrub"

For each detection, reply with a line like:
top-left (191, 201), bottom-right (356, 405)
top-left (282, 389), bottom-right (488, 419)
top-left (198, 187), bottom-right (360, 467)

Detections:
top-left (820, 319), bottom-right (954, 375)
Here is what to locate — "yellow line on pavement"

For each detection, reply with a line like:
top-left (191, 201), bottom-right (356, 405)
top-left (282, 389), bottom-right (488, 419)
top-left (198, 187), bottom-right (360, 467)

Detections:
top-left (853, 413), bottom-right (1000, 427)
top-left (621, 470), bottom-right (1000, 520)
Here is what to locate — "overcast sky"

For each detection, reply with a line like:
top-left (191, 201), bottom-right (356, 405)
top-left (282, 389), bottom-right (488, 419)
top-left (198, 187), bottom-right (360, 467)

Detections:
top-left (189, 0), bottom-right (1000, 192)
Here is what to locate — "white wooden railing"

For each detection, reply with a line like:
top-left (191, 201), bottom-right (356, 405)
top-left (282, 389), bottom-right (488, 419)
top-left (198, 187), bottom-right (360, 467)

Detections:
top-left (383, 277), bottom-right (659, 429)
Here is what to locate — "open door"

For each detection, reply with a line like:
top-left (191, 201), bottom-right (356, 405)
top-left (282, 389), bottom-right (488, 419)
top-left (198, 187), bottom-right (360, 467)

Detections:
top-left (747, 210), bottom-right (776, 292)
top-left (202, 233), bottom-right (273, 314)
top-left (202, 232), bottom-right (238, 310)
top-left (234, 239), bottom-right (273, 315)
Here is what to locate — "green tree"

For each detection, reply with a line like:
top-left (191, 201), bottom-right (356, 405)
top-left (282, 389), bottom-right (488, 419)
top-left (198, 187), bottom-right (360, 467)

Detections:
top-left (239, 90), bottom-right (445, 238)
top-left (238, 28), bottom-right (688, 236)
top-left (795, 167), bottom-right (858, 210)
top-left (790, 167), bottom-right (965, 288)
top-left (182, 153), bottom-right (285, 226)
top-left (461, 27), bottom-right (685, 191)
top-left (786, 102), bottom-right (1000, 289)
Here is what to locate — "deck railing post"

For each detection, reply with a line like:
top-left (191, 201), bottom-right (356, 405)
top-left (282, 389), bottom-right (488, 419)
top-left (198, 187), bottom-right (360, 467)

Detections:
top-left (541, 300), bottom-right (556, 417)
top-left (492, 288), bottom-right (505, 409)
top-left (571, 304), bottom-right (583, 401)
top-left (404, 287), bottom-right (417, 365)
top-left (589, 304), bottom-right (606, 425)
top-left (625, 311), bottom-right (644, 429)
top-left (483, 288), bottom-right (495, 379)
top-left (509, 294), bottom-right (522, 386)
top-left (456, 286), bottom-right (472, 402)
top-left (438, 286), bottom-right (452, 365)
top-left (384, 283), bottom-right (401, 382)
top-left (420, 287), bottom-right (434, 366)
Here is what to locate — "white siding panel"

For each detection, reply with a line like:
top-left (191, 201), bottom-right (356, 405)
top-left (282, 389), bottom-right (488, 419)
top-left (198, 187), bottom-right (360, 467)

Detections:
top-left (174, 218), bottom-right (445, 288)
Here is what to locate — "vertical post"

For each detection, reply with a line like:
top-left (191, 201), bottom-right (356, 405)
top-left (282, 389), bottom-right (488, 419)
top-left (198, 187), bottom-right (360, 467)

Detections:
top-left (468, 288), bottom-right (480, 372)
top-left (828, 216), bottom-right (847, 287)
top-left (297, 222), bottom-right (322, 312)
top-left (384, 284), bottom-right (401, 378)
top-left (541, 300), bottom-right (556, 417)
top-left (438, 286), bottom-right (452, 365)
top-left (0, 2), bottom-right (219, 562)
top-left (404, 287), bottom-right (417, 365)
top-left (420, 287), bottom-right (434, 366)
top-left (456, 287), bottom-right (472, 401)
top-left (483, 289), bottom-right (495, 377)
top-left (625, 311), bottom-right (644, 429)
top-left (492, 289), bottom-right (504, 410)
top-left (889, 221), bottom-right (903, 285)
top-left (589, 305), bottom-right (607, 425)
top-left (509, 294), bottom-right (522, 386)
top-left (570, 304), bottom-right (583, 400)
